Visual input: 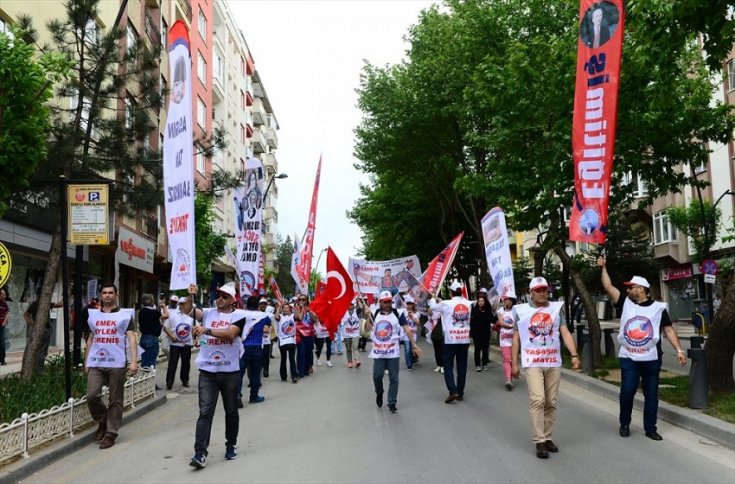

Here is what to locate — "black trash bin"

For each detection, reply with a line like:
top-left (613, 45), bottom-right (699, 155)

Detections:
top-left (690, 336), bottom-right (705, 349)
top-left (603, 328), bottom-right (615, 357)
top-left (687, 347), bottom-right (708, 409)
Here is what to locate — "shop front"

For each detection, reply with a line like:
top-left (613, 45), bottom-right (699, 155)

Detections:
top-left (661, 263), bottom-right (699, 321)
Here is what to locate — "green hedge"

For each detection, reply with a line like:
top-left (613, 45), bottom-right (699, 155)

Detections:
top-left (0, 355), bottom-right (87, 424)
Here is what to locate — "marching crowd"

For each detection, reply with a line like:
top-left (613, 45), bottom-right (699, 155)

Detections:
top-left (80, 261), bottom-right (688, 467)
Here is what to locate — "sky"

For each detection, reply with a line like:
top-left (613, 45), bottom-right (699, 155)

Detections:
top-left (228, 0), bottom-right (437, 274)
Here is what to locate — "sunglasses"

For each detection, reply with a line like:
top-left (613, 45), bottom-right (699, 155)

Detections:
top-left (217, 293), bottom-right (232, 300)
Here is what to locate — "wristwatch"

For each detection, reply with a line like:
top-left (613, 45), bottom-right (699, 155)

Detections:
top-left (205, 328), bottom-right (212, 336)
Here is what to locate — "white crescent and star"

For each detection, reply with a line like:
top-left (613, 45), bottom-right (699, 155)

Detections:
top-left (326, 270), bottom-right (347, 299)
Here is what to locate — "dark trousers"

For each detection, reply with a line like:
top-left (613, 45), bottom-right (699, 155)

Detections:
top-left (166, 345), bottom-right (192, 387)
top-left (279, 344), bottom-right (297, 381)
top-left (238, 345), bottom-right (262, 401)
top-left (358, 337), bottom-right (368, 351)
top-left (432, 338), bottom-right (444, 367)
top-left (0, 325), bottom-right (6, 363)
top-left (472, 333), bottom-right (491, 367)
top-left (443, 343), bottom-right (469, 396)
top-left (619, 357), bottom-right (662, 433)
top-left (372, 357), bottom-right (400, 405)
top-left (315, 336), bottom-right (331, 361)
top-left (194, 370), bottom-right (239, 455)
top-left (297, 336), bottom-right (314, 377)
top-left (262, 344), bottom-right (271, 376)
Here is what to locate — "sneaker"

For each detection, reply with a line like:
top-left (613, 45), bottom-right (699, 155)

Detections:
top-left (292, 378), bottom-right (298, 384)
top-left (482, 365), bottom-right (488, 371)
top-left (376, 392), bottom-right (383, 408)
top-left (476, 366), bottom-right (482, 372)
top-left (505, 381), bottom-right (513, 391)
top-left (433, 366), bottom-right (441, 373)
top-left (249, 395), bottom-right (266, 404)
top-left (316, 359), bottom-right (322, 366)
top-left (327, 361), bottom-right (333, 367)
top-left (225, 445), bottom-right (238, 460)
top-left (440, 367), bottom-right (444, 374)
top-left (237, 397), bottom-right (244, 408)
top-left (182, 382), bottom-right (190, 387)
top-left (355, 361), bottom-right (361, 368)
top-left (189, 452), bottom-right (207, 469)
top-left (388, 404), bottom-right (398, 414)
top-left (348, 361), bottom-right (353, 368)
top-left (407, 367), bottom-right (413, 371)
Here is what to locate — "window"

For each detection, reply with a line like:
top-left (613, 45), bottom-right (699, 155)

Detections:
top-left (196, 151), bottom-right (205, 174)
top-left (161, 18), bottom-right (167, 49)
top-left (214, 50), bottom-right (224, 84)
top-left (197, 51), bottom-right (206, 86)
top-left (69, 89), bottom-right (93, 134)
top-left (621, 172), bottom-right (649, 198)
top-left (78, 18), bottom-right (97, 44)
top-left (241, 56), bottom-right (245, 77)
top-left (727, 58), bottom-right (735, 92)
top-left (241, 124), bottom-right (246, 144)
top-left (125, 97), bottom-right (134, 129)
top-left (0, 17), bottom-right (13, 39)
top-left (197, 96), bottom-right (206, 128)
top-left (127, 24), bottom-right (137, 52)
top-left (198, 8), bottom-right (207, 41)
top-left (653, 211), bottom-right (678, 245)
top-left (240, 90), bottom-right (245, 110)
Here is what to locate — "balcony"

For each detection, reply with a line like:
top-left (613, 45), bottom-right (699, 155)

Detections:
top-left (264, 206), bottom-right (278, 224)
top-left (265, 126), bottom-right (278, 149)
top-left (252, 127), bottom-right (267, 154)
top-left (144, 8), bottom-right (161, 47)
top-left (176, 0), bottom-right (192, 22)
top-left (262, 152), bottom-right (278, 174)
top-left (145, 0), bottom-right (160, 7)
top-left (253, 81), bottom-right (264, 98)
top-left (252, 98), bottom-right (266, 126)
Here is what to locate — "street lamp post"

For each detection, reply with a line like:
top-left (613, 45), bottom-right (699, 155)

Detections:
top-left (263, 173), bottom-right (288, 203)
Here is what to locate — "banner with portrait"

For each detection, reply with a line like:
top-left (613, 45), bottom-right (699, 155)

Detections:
top-left (234, 157), bottom-right (264, 296)
top-left (163, 20), bottom-right (196, 289)
top-left (481, 208), bottom-right (515, 298)
top-left (348, 255), bottom-right (421, 295)
top-left (569, 0), bottom-right (625, 243)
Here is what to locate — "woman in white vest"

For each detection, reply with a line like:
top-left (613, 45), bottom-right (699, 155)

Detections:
top-left (400, 295), bottom-right (420, 370)
top-left (341, 300), bottom-right (362, 368)
top-left (186, 284), bottom-right (258, 469)
top-left (84, 283), bottom-right (138, 450)
top-left (429, 281), bottom-right (472, 404)
top-left (163, 296), bottom-right (195, 390)
top-left (511, 276), bottom-right (580, 459)
top-left (496, 290), bottom-right (517, 390)
top-left (598, 257), bottom-right (687, 441)
top-left (274, 302), bottom-right (298, 383)
top-left (364, 291), bottom-right (423, 413)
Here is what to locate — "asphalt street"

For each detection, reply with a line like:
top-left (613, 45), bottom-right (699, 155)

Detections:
top-left (18, 346), bottom-right (735, 484)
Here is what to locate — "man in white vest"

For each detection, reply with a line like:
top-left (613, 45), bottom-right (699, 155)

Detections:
top-left (598, 257), bottom-right (687, 441)
top-left (511, 276), bottom-right (580, 459)
top-left (186, 284), bottom-right (258, 469)
top-left (429, 281), bottom-right (472, 403)
top-left (364, 290), bottom-right (423, 413)
top-left (84, 283), bottom-right (138, 450)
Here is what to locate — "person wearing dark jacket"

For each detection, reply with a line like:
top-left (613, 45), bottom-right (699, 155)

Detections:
top-left (470, 292), bottom-right (496, 371)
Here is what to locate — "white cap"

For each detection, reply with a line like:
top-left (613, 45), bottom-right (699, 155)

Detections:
top-left (178, 296), bottom-right (188, 304)
top-left (259, 297), bottom-right (268, 304)
top-left (529, 277), bottom-right (548, 290)
top-left (449, 281), bottom-right (462, 292)
top-left (169, 295), bottom-right (179, 302)
top-left (478, 287), bottom-right (488, 294)
top-left (502, 290), bottom-right (517, 300)
top-left (216, 285), bottom-right (236, 298)
top-left (404, 295), bottom-right (415, 304)
top-left (623, 276), bottom-right (650, 289)
top-left (378, 290), bottom-right (393, 301)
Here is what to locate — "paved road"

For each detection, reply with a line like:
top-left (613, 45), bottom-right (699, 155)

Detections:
top-left (18, 348), bottom-right (735, 484)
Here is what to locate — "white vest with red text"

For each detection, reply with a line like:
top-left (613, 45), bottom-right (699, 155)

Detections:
top-left (168, 310), bottom-right (194, 347)
top-left (617, 298), bottom-right (665, 362)
top-left (434, 297), bottom-right (472, 344)
top-left (277, 314), bottom-right (296, 346)
top-left (496, 308), bottom-right (515, 348)
top-left (86, 309), bottom-right (134, 368)
top-left (315, 321), bottom-right (330, 339)
top-left (341, 311), bottom-right (360, 339)
top-left (196, 308), bottom-right (246, 373)
top-left (369, 310), bottom-right (402, 359)
top-left (514, 302), bottom-right (563, 368)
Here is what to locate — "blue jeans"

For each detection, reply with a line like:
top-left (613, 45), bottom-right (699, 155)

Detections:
top-left (297, 336), bottom-right (314, 377)
top-left (401, 340), bottom-right (415, 369)
top-left (194, 370), bottom-right (239, 455)
top-left (140, 334), bottom-right (160, 368)
top-left (238, 345), bottom-right (262, 401)
top-left (619, 357), bottom-right (662, 433)
top-left (372, 357), bottom-right (400, 405)
top-left (443, 343), bottom-right (469, 396)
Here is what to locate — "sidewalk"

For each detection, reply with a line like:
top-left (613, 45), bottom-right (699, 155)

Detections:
top-left (0, 347), bottom-right (66, 378)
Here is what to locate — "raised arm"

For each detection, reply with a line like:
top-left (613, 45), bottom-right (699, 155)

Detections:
top-left (597, 256), bottom-right (620, 302)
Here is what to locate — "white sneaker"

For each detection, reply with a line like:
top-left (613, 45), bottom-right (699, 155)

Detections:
top-left (476, 366), bottom-right (482, 372)
top-left (316, 359), bottom-right (322, 366)
top-left (326, 361), bottom-right (333, 367)
top-left (440, 367), bottom-right (445, 374)
top-left (433, 366), bottom-right (441, 372)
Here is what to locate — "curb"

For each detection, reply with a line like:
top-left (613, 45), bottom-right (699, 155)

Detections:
top-left (562, 367), bottom-right (735, 449)
top-left (0, 393), bottom-right (167, 483)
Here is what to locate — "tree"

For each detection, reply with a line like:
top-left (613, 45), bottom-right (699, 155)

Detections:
top-left (194, 193), bottom-right (227, 290)
top-left (0, 25), bottom-right (70, 216)
top-left (352, 0), bottom-right (734, 366)
top-left (273, 235), bottom-right (295, 297)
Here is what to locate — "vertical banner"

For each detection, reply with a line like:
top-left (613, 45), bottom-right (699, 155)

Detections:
top-left (258, 246), bottom-right (265, 295)
top-left (295, 156), bottom-right (322, 293)
top-left (569, 0), bottom-right (625, 243)
top-left (422, 232), bottom-right (464, 296)
top-left (291, 235), bottom-right (308, 295)
top-left (163, 20), bottom-right (196, 289)
top-left (235, 157), bottom-right (265, 296)
top-left (268, 274), bottom-right (284, 305)
top-left (481, 208), bottom-right (515, 298)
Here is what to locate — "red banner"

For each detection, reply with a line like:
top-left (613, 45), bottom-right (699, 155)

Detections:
top-left (268, 274), bottom-right (284, 305)
top-left (569, 0), bottom-right (625, 243)
top-left (295, 156), bottom-right (322, 293)
top-left (310, 248), bottom-right (355, 338)
top-left (422, 232), bottom-right (464, 296)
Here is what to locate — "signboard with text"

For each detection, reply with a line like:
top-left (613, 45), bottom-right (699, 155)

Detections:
top-left (68, 184), bottom-right (109, 245)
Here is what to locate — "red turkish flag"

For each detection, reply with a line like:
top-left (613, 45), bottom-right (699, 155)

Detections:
top-left (310, 248), bottom-right (355, 338)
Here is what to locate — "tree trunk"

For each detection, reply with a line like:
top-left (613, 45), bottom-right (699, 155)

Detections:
top-left (554, 246), bottom-right (602, 366)
top-left (20, 227), bottom-right (63, 380)
top-left (707, 276), bottom-right (735, 393)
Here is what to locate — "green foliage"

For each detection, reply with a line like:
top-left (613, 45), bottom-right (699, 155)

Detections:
top-left (512, 257), bottom-right (533, 296)
top-left (274, 235), bottom-right (296, 297)
top-left (0, 355), bottom-right (87, 424)
top-left (667, 200), bottom-right (722, 262)
top-left (0, 25), bottom-right (70, 216)
top-left (195, 193), bottom-right (227, 289)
